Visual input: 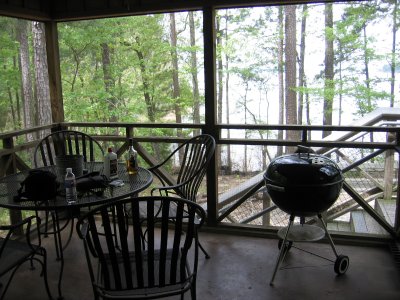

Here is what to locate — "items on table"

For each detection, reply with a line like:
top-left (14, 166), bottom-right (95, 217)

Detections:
top-left (126, 138), bottom-right (139, 175)
top-left (65, 168), bottom-right (77, 204)
top-left (103, 147), bottom-right (118, 180)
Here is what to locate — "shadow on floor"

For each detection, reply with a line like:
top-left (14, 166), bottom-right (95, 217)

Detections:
top-left (3, 229), bottom-right (400, 300)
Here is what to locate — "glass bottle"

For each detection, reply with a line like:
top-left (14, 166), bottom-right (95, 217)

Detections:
top-left (126, 138), bottom-right (138, 175)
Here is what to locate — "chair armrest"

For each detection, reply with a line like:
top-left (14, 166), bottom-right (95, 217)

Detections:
top-left (77, 221), bottom-right (89, 239)
top-left (150, 176), bottom-right (202, 200)
top-left (147, 149), bottom-right (176, 171)
top-left (77, 221), bottom-right (99, 258)
top-left (0, 216), bottom-right (41, 254)
top-left (148, 167), bottom-right (168, 186)
top-left (0, 215), bottom-right (37, 232)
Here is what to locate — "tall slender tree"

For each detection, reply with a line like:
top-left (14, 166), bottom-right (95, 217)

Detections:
top-left (284, 5), bottom-right (298, 153)
top-left (215, 13), bottom-right (224, 171)
top-left (323, 3), bottom-right (334, 137)
top-left (32, 21), bottom-right (51, 138)
top-left (224, 10), bottom-right (232, 173)
top-left (169, 13), bottom-right (182, 139)
top-left (298, 4), bottom-right (308, 125)
top-left (390, 0), bottom-right (398, 107)
top-left (277, 6), bottom-right (285, 157)
top-left (188, 11), bottom-right (201, 132)
top-left (17, 20), bottom-right (34, 141)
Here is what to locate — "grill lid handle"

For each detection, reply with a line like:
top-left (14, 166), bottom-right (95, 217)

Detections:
top-left (266, 184), bottom-right (285, 192)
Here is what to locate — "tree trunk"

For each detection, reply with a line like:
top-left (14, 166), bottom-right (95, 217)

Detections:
top-left (243, 83), bottom-right (249, 173)
top-left (17, 20), bottom-right (34, 141)
top-left (390, 0), bottom-right (398, 107)
top-left (135, 48), bottom-right (156, 122)
top-left (323, 3), bottom-right (334, 138)
top-left (188, 11), bottom-right (201, 134)
top-left (101, 42), bottom-right (117, 125)
top-left (135, 47), bottom-right (161, 158)
top-left (71, 48), bottom-right (81, 93)
top-left (32, 21), bottom-right (52, 138)
top-left (362, 23), bottom-right (374, 148)
top-left (216, 16), bottom-right (224, 126)
top-left (362, 25), bottom-right (371, 114)
top-left (216, 14), bottom-right (224, 172)
top-left (2, 60), bottom-right (17, 129)
top-left (298, 4), bottom-right (307, 125)
top-left (169, 13), bottom-right (182, 142)
top-left (284, 5), bottom-right (298, 153)
top-left (6, 84), bottom-right (16, 129)
top-left (14, 55), bottom-right (21, 126)
top-left (277, 6), bottom-right (284, 157)
top-left (338, 43), bottom-right (343, 126)
top-left (225, 10), bottom-right (232, 174)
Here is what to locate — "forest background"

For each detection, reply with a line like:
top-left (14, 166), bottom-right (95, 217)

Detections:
top-left (0, 0), bottom-right (399, 172)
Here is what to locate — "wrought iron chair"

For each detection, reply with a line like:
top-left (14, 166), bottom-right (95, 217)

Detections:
top-left (34, 130), bottom-right (104, 252)
top-left (34, 130), bottom-right (104, 169)
top-left (148, 134), bottom-right (215, 258)
top-left (76, 196), bottom-right (206, 300)
top-left (0, 216), bottom-right (53, 299)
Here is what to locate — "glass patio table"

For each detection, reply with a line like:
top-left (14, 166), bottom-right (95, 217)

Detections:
top-left (0, 163), bottom-right (153, 299)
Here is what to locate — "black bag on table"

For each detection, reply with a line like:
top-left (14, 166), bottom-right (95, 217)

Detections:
top-left (15, 169), bottom-right (59, 201)
top-left (76, 172), bottom-right (108, 192)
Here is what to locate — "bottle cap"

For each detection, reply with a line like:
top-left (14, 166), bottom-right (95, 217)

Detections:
top-left (66, 168), bottom-right (72, 172)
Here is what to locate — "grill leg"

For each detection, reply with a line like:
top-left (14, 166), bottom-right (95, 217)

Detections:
top-left (270, 215), bottom-right (295, 285)
top-left (318, 214), bottom-right (339, 258)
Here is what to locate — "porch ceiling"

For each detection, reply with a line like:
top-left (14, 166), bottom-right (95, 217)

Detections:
top-left (0, 0), bottom-right (351, 22)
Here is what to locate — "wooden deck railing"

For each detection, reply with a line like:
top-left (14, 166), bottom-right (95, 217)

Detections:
top-left (1, 118), bottom-right (400, 241)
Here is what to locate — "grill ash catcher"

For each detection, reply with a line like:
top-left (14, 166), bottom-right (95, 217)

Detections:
top-left (264, 146), bottom-right (349, 285)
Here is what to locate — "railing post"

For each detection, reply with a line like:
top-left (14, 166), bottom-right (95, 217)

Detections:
top-left (203, 5), bottom-right (218, 227)
top-left (383, 131), bottom-right (395, 200)
top-left (395, 132), bottom-right (400, 234)
top-left (262, 190), bottom-right (271, 226)
top-left (1, 137), bottom-right (22, 229)
top-left (45, 21), bottom-right (64, 123)
top-left (1, 137), bottom-right (16, 176)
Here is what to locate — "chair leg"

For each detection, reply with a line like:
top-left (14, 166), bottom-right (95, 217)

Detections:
top-left (0, 266), bottom-right (20, 299)
top-left (29, 257), bottom-right (35, 270)
top-left (111, 207), bottom-right (119, 249)
top-left (0, 257), bottom-right (53, 300)
top-left (190, 279), bottom-right (197, 300)
top-left (36, 210), bottom-right (49, 238)
top-left (199, 241), bottom-right (210, 259)
top-left (30, 254), bottom-right (53, 300)
top-left (40, 249), bottom-right (54, 300)
top-left (61, 217), bottom-right (75, 252)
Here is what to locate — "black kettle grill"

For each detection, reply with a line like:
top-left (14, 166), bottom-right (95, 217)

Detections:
top-left (264, 148), bottom-right (349, 285)
top-left (264, 152), bottom-right (343, 217)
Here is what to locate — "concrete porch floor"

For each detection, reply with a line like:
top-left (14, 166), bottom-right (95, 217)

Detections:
top-left (3, 228), bottom-right (400, 300)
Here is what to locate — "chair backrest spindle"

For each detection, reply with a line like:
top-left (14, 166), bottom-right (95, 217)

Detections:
top-left (34, 130), bottom-right (104, 168)
top-left (76, 196), bottom-right (205, 299)
top-left (150, 134), bottom-right (216, 203)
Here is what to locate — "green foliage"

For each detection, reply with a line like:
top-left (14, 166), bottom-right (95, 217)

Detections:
top-left (0, 17), bottom-right (21, 131)
top-left (58, 14), bottom-right (201, 125)
top-left (0, 2), bottom-right (399, 133)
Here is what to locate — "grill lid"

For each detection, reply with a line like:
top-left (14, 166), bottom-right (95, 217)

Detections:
top-left (264, 153), bottom-right (342, 187)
